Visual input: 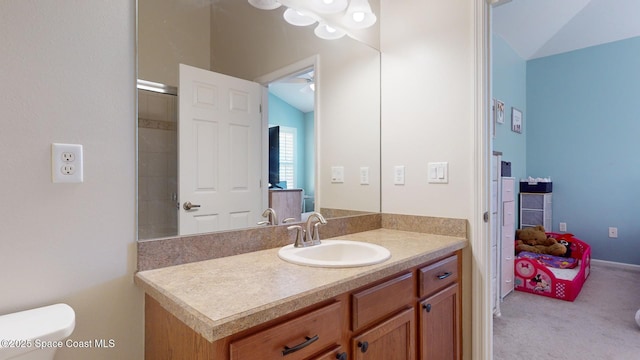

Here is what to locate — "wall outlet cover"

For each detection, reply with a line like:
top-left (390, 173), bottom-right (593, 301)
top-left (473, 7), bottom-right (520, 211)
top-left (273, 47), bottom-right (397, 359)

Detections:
top-left (52, 143), bottom-right (83, 183)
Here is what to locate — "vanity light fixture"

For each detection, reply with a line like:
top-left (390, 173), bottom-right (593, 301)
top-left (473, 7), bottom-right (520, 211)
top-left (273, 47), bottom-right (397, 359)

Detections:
top-left (248, 0), bottom-right (377, 40)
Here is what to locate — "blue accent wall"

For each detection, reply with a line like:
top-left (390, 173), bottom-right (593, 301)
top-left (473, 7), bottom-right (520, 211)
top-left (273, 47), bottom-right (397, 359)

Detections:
top-left (527, 37), bottom-right (640, 265)
top-left (492, 34), bottom-right (527, 186)
top-left (492, 34), bottom-right (527, 227)
top-left (494, 35), bottom-right (640, 265)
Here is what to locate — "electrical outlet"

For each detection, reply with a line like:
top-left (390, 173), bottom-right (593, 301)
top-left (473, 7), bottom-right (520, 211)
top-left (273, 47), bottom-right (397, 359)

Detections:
top-left (559, 222), bottom-right (567, 232)
top-left (61, 152), bottom-right (75, 162)
top-left (52, 143), bottom-right (83, 183)
top-left (608, 227), bottom-right (618, 238)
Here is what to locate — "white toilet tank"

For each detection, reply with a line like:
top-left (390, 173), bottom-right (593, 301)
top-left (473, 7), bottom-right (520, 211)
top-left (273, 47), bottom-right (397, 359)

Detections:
top-left (0, 303), bottom-right (75, 360)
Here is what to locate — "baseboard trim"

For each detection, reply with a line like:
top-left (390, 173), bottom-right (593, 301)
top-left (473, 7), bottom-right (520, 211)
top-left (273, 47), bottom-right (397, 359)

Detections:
top-left (591, 258), bottom-right (640, 272)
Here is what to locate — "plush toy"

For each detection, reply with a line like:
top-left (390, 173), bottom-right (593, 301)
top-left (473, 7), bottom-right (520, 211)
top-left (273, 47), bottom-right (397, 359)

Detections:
top-left (515, 225), bottom-right (567, 257)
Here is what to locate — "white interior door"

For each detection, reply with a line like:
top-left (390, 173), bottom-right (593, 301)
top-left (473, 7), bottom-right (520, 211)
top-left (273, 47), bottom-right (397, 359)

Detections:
top-left (179, 64), bottom-right (263, 235)
top-left (491, 152), bottom-right (501, 316)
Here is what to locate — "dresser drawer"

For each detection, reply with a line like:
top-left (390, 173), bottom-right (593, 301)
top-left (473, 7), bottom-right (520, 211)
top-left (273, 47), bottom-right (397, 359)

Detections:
top-left (230, 302), bottom-right (342, 360)
top-left (502, 200), bottom-right (515, 226)
top-left (351, 272), bottom-right (414, 331)
top-left (418, 255), bottom-right (459, 298)
top-left (502, 177), bottom-right (515, 202)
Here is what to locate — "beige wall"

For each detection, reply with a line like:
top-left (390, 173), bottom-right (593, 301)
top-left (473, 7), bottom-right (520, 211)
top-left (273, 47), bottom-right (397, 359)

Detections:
top-left (138, 0), bottom-right (211, 87)
top-left (0, 1), bottom-right (142, 359)
top-left (380, 0), bottom-right (475, 219)
top-left (380, 0), bottom-right (477, 359)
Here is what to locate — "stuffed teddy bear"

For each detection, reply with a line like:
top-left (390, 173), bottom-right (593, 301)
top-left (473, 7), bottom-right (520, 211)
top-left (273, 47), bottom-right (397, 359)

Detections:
top-left (515, 225), bottom-right (567, 257)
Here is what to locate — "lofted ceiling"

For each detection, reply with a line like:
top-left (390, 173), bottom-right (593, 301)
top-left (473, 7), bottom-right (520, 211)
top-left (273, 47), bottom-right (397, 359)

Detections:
top-left (492, 0), bottom-right (640, 60)
top-left (268, 70), bottom-right (315, 114)
top-left (269, 70), bottom-right (315, 113)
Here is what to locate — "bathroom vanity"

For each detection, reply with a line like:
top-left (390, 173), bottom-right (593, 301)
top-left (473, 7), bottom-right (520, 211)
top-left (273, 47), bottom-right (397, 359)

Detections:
top-left (135, 228), bottom-right (466, 360)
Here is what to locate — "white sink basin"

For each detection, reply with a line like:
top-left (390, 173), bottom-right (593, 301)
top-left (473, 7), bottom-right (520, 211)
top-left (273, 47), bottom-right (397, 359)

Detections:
top-left (278, 240), bottom-right (391, 268)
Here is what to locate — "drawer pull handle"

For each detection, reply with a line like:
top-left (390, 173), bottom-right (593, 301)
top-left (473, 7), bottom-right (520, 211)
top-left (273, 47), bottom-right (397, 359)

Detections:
top-left (437, 272), bottom-right (453, 280)
top-left (282, 335), bottom-right (319, 356)
top-left (336, 352), bottom-right (348, 360)
top-left (358, 341), bottom-right (369, 353)
top-left (423, 303), bottom-right (432, 312)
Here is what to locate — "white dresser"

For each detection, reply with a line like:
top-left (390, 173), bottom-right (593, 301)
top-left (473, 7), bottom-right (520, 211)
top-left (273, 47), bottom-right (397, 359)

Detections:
top-left (500, 177), bottom-right (516, 299)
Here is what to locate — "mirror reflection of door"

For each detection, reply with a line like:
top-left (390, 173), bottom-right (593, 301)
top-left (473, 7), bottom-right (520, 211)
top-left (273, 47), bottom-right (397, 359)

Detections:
top-left (178, 64), bottom-right (263, 236)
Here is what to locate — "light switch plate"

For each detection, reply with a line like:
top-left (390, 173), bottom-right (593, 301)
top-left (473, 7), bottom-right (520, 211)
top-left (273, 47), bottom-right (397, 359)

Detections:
top-left (428, 162), bottom-right (448, 184)
top-left (331, 166), bottom-right (344, 183)
top-left (360, 167), bottom-right (369, 185)
top-left (394, 166), bottom-right (405, 185)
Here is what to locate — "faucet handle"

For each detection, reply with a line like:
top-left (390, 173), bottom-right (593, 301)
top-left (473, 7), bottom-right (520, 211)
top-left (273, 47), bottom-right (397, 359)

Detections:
top-left (282, 217), bottom-right (296, 224)
top-left (287, 225), bottom-right (306, 248)
top-left (310, 222), bottom-right (324, 245)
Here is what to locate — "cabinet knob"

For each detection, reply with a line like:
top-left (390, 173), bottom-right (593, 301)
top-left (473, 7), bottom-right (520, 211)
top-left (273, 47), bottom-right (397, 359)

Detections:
top-left (358, 341), bottom-right (369, 353)
top-left (423, 303), bottom-right (432, 312)
top-left (336, 352), bottom-right (348, 360)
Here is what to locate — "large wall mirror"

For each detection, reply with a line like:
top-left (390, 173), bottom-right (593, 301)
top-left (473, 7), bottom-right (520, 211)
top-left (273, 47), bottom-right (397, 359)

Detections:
top-left (137, 0), bottom-right (381, 240)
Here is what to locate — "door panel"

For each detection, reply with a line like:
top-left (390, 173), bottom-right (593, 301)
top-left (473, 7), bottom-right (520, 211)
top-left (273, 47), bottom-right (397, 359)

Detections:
top-left (179, 64), bottom-right (263, 235)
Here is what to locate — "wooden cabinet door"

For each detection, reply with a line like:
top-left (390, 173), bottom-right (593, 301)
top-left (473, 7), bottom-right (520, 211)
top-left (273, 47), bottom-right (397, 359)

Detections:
top-left (418, 284), bottom-right (460, 360)
top-left (351, 308), bottom-right (415, 360)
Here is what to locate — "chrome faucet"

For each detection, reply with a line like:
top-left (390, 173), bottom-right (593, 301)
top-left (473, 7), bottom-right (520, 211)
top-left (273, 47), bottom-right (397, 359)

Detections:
top-left (288, 225), bottom-right (306, 248)
top-left (305, 212), bottom-right (327, 246)
top-left (287, 212), bottom-right (327, 247)
top-left (258, 208), bottom-right (278, 226)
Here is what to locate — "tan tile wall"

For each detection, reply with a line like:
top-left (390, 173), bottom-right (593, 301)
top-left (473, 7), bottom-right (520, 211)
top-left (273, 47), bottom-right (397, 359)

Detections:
top-left (137, 89), bottom-right (178, 239)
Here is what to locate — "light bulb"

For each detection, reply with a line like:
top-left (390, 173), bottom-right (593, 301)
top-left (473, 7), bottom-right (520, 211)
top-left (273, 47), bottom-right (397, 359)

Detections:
top-left (352, 11), bottom-right (365, 22)
top-left (314, 23), bottom-right (346, 40)
top-left (343, 0), bottom-right (376, 29)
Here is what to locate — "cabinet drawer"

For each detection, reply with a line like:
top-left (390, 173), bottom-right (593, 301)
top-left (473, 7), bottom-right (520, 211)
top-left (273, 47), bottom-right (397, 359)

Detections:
top-left (501, 258), bottom-right (514, 298)
top-left (502, 200), bottom-right (515, 226)
top-left (502, 178), bottom-right (515, 202)
top-left (419, 255), bottom-right (459, 298)
top-left (352, 273), bottom-right (414, 331)
top-left (230, 302), bottom-right (342, 360)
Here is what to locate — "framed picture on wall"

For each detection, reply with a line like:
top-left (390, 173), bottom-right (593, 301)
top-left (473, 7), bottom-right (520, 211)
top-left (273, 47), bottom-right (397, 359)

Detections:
top-left (495, 99), bottom-right (505, 124)
top-left (511, 107), bottom-right (522, 133)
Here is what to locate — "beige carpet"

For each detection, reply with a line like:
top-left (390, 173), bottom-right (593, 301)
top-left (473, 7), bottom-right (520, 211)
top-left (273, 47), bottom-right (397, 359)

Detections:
top-left (493, 261), bottom-right (640, 360)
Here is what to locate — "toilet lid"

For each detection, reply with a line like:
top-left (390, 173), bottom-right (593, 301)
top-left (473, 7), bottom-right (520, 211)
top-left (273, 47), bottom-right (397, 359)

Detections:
top-left (0, 303), bottom-right (75, 343)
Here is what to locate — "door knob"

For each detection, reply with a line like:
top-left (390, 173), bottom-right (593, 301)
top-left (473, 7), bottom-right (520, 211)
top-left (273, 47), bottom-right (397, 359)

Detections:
top-left (183, 201), bottom-right (201, 211)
